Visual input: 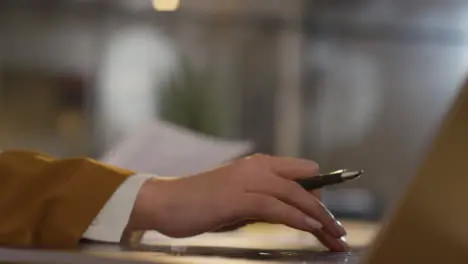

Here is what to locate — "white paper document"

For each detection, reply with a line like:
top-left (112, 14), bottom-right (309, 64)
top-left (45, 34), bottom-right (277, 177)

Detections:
top-left (100, 120), bottom-right (254, 176)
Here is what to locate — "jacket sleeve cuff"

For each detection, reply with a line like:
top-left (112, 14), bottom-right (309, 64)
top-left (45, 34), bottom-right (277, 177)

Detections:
top-left (36, 158), bottom-right (135, 248)
top-left (82, 174), bottom-right (154, 242)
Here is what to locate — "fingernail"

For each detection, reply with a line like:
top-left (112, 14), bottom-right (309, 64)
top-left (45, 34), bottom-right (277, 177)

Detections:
top-left (316, 199), bottom-right (346, 237)
top-left (336, 220), bottom-right (347, 236)
top-left (328, 221), bottom-right (345, 238)
top-left (330, 237), bottom-right (349, 252)
top-left (305, 217), bottom-right (323, 230)
top-left (339, 236), bottom-right (350, 252)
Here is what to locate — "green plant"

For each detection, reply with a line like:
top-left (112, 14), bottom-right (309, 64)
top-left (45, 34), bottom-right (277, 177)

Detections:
top-left (158, 60), bottom-right (221, 136)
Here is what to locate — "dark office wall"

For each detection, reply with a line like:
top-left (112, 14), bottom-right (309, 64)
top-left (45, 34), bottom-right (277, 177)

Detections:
top-left (302, 11), bottom-right (468, 214)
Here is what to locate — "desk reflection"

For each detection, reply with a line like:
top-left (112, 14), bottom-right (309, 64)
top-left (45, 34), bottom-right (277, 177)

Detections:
top-left (132, 245), bottom-right (363, 263)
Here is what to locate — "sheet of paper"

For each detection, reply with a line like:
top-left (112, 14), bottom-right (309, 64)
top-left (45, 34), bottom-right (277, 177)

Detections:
top-left (100, 120), bottom-right (254, 176)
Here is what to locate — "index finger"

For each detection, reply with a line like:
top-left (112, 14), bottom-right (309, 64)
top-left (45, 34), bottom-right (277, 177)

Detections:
top-left (248, 174), bottom-right (345, 238)
top-left (263, 156), bottom-right (320, 180)
top-left (259, 155), bottom-right (321, 198)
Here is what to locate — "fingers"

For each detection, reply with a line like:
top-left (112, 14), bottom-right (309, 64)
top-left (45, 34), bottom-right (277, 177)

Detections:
top-left (312, 229), bottom-right (349, 252)
top-left (242, 193), bottom-right (323, 233)
top-left (266, 155), bottom-right (323, 210)
top-left (248, 174), bottom-right (345, 238)
top-left (311, 189), bottom-right (321, 199)
top-left (239, 154), bottom-right (346, 252)
top-left (252, 154), bottom-right (319, 180)
top-left (241, 194), bottom-right (348, 252)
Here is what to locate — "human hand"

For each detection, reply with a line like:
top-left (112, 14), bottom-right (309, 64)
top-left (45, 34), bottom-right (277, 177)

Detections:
top-left (125, 154), bottom-right (348, 251)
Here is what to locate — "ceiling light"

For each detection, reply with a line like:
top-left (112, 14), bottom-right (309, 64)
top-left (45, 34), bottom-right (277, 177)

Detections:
top-left (152, 0), bottom-right (180, 11)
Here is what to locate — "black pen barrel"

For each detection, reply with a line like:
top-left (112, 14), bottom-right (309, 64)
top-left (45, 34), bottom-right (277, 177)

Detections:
top-left (295, 173), bottom-right (344, 190)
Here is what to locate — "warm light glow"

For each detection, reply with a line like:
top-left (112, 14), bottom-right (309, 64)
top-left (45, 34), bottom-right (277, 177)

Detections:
top-left (152, 0), bottom-right (180, 11)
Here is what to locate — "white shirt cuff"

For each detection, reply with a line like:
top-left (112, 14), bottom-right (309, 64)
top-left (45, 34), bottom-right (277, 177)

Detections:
top-left (82, 173), bottom-right (154, 242)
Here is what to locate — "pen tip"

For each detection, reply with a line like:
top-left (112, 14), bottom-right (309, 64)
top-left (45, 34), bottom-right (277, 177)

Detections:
top-left (341, 170), bottom-right (363, 180)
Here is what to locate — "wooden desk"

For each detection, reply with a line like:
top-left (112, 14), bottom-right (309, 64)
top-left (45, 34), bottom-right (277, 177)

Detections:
top-left (0, 221), bottom-right (377, 264)
top-left (86, 220), bottom-right (379, 264)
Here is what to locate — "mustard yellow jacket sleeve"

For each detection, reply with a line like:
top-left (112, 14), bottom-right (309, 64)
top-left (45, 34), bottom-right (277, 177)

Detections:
top-left (0, 149), bottom-right (134, 248)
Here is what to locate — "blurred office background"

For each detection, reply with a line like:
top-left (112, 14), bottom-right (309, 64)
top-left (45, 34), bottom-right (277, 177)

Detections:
top-left (1, 0), bottom-right (468, 220)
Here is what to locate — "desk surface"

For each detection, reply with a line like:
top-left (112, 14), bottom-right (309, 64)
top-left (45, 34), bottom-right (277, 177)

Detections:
top-left (85, 221), bottom-right (378, 264)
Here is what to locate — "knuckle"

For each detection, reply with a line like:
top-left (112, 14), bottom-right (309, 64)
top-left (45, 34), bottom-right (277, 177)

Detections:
top-left (234, 155), bottom-right (275, 190)
top-left (238, 154), bottom-right (269, 173)
top-left (249, 153), bottom-right (271, 164)
top-left (310, 161), bottom-right (320, 172)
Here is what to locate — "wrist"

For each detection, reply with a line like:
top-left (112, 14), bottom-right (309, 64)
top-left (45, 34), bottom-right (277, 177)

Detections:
top-left (121, 178), bottom-right (173, 243)
top-left (124, 179), bottom-right (156, 231)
